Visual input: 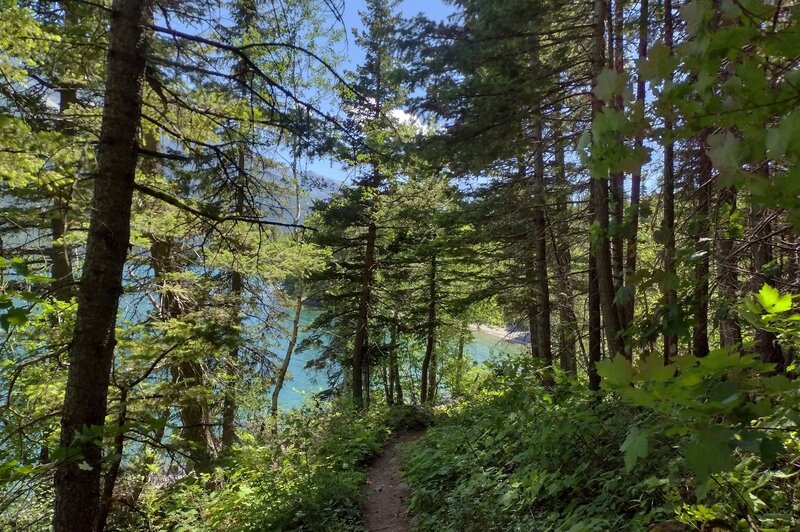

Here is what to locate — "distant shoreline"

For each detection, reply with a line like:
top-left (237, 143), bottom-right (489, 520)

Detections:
top-left (468, 323), bottom-right (530, 346)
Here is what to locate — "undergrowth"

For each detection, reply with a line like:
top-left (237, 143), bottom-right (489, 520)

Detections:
top-left (118, 400), bottom-right (395, 532)
top-left (401, 355), bottom-right (800, 531)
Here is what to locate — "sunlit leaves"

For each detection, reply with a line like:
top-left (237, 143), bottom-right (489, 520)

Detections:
top-left (756, 284), bottom-right (792, 314)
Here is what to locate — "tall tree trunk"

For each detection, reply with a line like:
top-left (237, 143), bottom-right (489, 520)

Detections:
top-left (588, 221), bottom-right (602, 390)
top-left (610, 0), bottom-right (626, 330)
top-left (591, 0), bottom-right (623, 359)
top-left (752, 168), bottom-right (785, 369)
top-left (53, 0), bottom-right (151, 528)
top-left (663, 0), bottom-right (678, 364)
top-left (420, 257), bottom-right (437, 404)
top-left (552, 117), bottom-right (577, 373)
top-left (387, 316), bottom-right (400, 405)
top-left (222, 140), bottom-right (247, 450)
top-left (532, 121), bottom-right (553, 368)
top-left (693, 136), bottom-right (712, 358)
top-left (454, 333), bottom-right (465, 395)
top-left (519, 161), bottom-right (540, 360)
top-left (626, 0), bottom-right (648, 330)
top-left (50, 1), bottom-right (78, 303)
top-left (352, 221), bottom-right (377, 407)
top-left (717, 186), bottom-right (742, 347)
top-left (364, 359), bottom-right (372, 406)
top-left (390, 319), bottom-right (403, 404)
top-left (595, 179), bottom-right (623, 358)
top-left (51, 88), bottom-right (76, 301)
top-left (152, 239), bottom-right (214, 469)
top-left (588, 0), bottom-right (608, 388)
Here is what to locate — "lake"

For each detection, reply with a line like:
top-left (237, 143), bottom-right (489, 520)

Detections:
top-left (269, 310), bottom-right (526, 409)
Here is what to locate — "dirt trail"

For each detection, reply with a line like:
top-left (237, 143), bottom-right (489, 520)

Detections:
top-left (363, 430), bottom-right (424, 532)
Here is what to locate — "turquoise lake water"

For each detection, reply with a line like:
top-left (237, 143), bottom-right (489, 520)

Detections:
top-left (270, 311), bottom-right (525, 409)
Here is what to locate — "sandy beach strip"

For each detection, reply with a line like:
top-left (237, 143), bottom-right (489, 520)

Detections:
top-left (468, 323), bottom-right (530, 346)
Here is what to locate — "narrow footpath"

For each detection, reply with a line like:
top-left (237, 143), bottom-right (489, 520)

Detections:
top-left (363, 430), bottom-right (425, 532)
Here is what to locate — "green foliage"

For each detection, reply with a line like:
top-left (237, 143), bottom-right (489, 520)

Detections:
top-left (595, 288), bottom-right (800, 527)
top-left (136, 400), bottom-right (395, 531)
top-left (403, 346), bottom-right (800, 531)
top-left (402, 358), bottom-right (677, 531)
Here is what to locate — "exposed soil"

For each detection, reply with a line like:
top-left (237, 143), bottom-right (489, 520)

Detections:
top-left (363, 430), bottom-right (425, 532)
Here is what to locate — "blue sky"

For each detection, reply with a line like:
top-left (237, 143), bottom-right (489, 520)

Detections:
top-left (337, 0), bottom-right (453, 67)
top-left (303, 0), bottom-right (454, 181)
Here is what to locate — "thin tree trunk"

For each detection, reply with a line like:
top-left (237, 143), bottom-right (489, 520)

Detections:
top-left (387, 317), bottom-right (399, 405)
top-left (595, 179), bottom-right (622, 357)
top-left (222, 128), bottom-right (248, 449)
top-left (53, 0), bottom-right (151, 528)
top-left (152, 239), bottom-right (214, 469)
top-left (272, 279), bottom-right (304, 416)
top-left (50, 1), bottom-right (78, 302)
top-left (455, 333), bottom-right (465, 395)
top-left (420, 257), bottom-right (437, 404)
top-left (588, 0), bottom-right (607, 388)
top-left (663, 0), bottom-right (677, 364)
top-left (693, 135), bottom-right (712, 358)
top-left (752, 167), bottom-right (785, 369)
top-left (391, 320), bottom-right (403, 404)
top-left (533, 120), bottom-right (553, 368)
top-left (610, 0), bottom-right (626, 329)
top-left (352, 222), bottom-right (377, 407)
top-left (96, 387), bottom-right (128, 532)
top-left (591, 0), bottom-right (622, 359)
top-left (717, 186), bottom-right (742, 347)
top-left (552, 117), bottom-right (576, 373)
top-left (364, 358), bottom-right (371, 406)
top-left (626, 0), bottom-right (647, 329)
top-left (588, 226), bottom-right (602, 390)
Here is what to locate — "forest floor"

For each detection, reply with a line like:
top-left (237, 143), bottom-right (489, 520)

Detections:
top-left (363, 430), bottom-right (425, 532)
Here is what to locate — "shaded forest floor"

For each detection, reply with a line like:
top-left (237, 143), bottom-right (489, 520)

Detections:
top-left (363, 430), bottom-right (425, 532)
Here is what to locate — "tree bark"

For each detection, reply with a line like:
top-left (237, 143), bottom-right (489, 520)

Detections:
top-left (552, 117), bottom-right (577, 373)
top-left (591, 0), bottom-right (623, 359)
top-left (420, 256), bottom-right (437, 404)
top-left (50, 1), bottom-right (78, 302)
top-left (352, 221), bottom-right (377, 407)
top-left (222, 144), bottom-right (247, 450)
top-left (53, 0), bottom-right (151, 529)
top-left (271, 278), bottom-right (304, 416)
top-left (532, 120), bottom-right (553, 368)
top-left (693, 136), bottom-right (712, 358)
top-left (663, 0), bottom-right (677, 364)
top-left (717, 186), bottom-right (742, 347)
top-left (387, 317), bottom-right (400, 405)
top-left (390, 319), bottom-right (403, 404)
top-left (588, 181), bottom-right (603, 391)
top-left (610, 0), bottom-right (626, 328)
top-left (96, 387), bottom-right (128, 532)
top-left (626, 0), bottom-right (647, 330)
top-left (588, 0), bottom-right (608, 388)
top-left (753, 225), bottom-right (785, 369)
top-left (752, 167), bottom-right (785, 369)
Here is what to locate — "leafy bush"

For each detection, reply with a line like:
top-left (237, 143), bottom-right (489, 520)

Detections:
top-left (133, 400), bottom-right (394, 532)
top-left (402, 349), bottom-right (800, 531)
